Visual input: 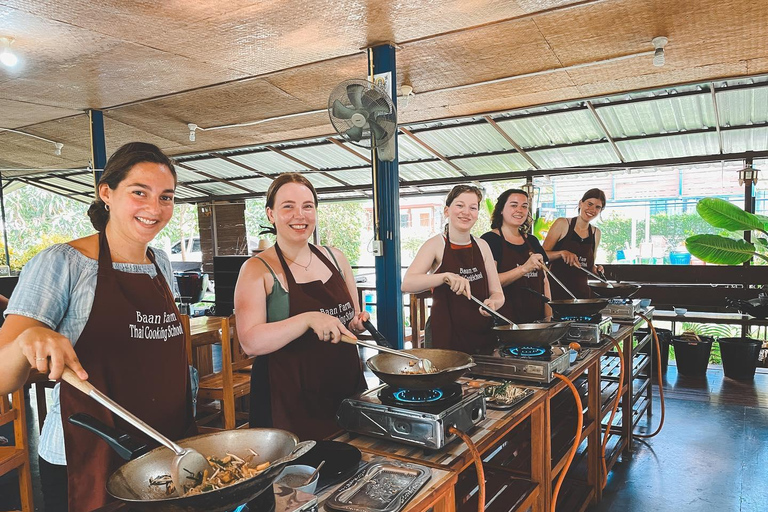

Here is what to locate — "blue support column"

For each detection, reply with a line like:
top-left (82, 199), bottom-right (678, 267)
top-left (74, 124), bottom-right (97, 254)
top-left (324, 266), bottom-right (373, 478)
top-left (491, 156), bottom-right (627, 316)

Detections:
top-left (89, 109), bottom-right (107, 189)
top-left (369, 45), bottom-right (404, 348)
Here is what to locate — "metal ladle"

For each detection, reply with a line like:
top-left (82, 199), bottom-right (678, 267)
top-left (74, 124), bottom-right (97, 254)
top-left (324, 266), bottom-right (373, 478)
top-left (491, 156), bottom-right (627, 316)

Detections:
top-left (60, 367), bottom-right (212, 496)
top-left (576, 265), bottom-right (614, 287)
top-left (469, 294), bottom-right (519, 330)
top-left (339, 335), bottom-right (436, 373)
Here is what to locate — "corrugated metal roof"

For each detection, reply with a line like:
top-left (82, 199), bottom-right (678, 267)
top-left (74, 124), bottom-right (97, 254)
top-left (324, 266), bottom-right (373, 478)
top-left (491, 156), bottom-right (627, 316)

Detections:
top-left (397, 135), bottom-right (436, 161)
top-left (414, 124), bottom-right (512, 156)
top-left (717, 87), bottom-right (768, 127)
top-left (598, 94), bottom-right (715, 137)
top-left (497, 109), bottom-right (603, 148)
top-left (529, 143), bottom-right (620, 168)
top-left (458, 154), bottom-right (531, 175)
top-left (230, 151), bottom-right (304, 174)
top-left (182, 158), bottom-right (256, 180)
top-left (399, 161), bottom-right (463, 181)
top-left (721, 127), bottom-right (768, 154)
top-left (617, 132), bottom-right (720, 161)
top-left (191, 181), bottom-right (250, 196)
top-left (284, 143), bottom-right (368, 169)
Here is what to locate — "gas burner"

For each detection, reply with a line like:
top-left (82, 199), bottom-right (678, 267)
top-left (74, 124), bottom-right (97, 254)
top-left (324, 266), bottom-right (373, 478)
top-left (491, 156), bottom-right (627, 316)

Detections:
top-left (608, 298), bottom-right (634, 305)
top-left (555, 313), bottom-right (603, 323)
top-left (503, 346), bottom-right (550, 359)
top-left (378, 382), bottom-right (463, 408)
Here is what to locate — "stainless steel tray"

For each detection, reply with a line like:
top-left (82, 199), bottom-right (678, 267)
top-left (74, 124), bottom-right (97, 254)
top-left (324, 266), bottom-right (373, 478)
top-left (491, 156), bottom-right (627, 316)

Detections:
top-left (484, 383), bottom-right (535, 410)
top-left (325, 461), bottom-right (431, 512)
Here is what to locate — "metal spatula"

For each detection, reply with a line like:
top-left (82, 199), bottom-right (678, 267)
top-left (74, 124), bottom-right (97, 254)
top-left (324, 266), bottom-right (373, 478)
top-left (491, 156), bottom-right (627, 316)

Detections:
top-left (60, 367), bottom-right (211, 496)
top-left (469, 294), bottom-right (519, 329)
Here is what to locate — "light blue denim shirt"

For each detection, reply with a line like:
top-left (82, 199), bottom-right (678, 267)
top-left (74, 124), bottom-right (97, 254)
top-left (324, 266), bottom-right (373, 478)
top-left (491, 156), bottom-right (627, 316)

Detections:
top-left (5, 243), bottom-right (178, 465)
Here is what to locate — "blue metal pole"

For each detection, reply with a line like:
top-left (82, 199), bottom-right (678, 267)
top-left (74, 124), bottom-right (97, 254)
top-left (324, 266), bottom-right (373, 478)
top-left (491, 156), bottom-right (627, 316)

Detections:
top-left (369, 45), bottom-right (404, 348)
top-left (89, 109), bottom-right (107, 189)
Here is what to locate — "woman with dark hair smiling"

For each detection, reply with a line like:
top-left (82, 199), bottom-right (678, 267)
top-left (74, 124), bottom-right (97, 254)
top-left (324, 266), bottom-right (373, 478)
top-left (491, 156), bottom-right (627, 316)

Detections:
top-left (0, 142), bottom-right (189, 512)
top-left (481, 189), bottom-right (551, 324)
top-left (234, 173), bottom-right (368, 441)
top-left (543, 188), bottom-right (607, 300)
top-left (402, 184), bottom-right (504, 353)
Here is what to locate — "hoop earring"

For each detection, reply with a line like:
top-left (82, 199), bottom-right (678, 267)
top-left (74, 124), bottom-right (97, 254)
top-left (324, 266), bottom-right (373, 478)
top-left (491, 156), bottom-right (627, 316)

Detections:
top-left (105, 204), bottom-right (110, 212)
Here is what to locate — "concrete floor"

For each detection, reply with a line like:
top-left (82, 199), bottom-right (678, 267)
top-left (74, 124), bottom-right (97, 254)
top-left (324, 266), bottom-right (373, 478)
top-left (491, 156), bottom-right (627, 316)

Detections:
top-left (3, 365), bottom-right (768, 512)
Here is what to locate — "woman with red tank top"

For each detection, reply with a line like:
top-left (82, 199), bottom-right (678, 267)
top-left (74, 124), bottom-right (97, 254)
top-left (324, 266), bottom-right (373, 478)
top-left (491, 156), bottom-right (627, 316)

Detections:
top-left (543, 188), bottom-right (606, 300)
top-left (402, 185), bottom-right (504, 354)
top-left (481, 189), bottom-right (552, 324)
top-left (234, 173), bottom-right (368, 441)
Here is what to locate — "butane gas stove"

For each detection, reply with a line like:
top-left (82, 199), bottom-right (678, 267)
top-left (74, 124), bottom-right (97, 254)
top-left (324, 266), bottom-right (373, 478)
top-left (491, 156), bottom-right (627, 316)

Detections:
top-left (336, 383), bottom-right (485, 450)
top-left (559, 315), bottom-right (613, 346)
top-left (472, 345), bottom-right (571, 383)
top-left (600, 298), bottom-right (643, 321)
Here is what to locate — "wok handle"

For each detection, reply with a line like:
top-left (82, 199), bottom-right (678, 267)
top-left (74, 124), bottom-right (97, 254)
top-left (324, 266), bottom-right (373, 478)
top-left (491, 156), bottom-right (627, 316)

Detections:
top-left (67, 413), bottom-right (149, 460)
top-left (339, 335), bottom-right (421, 361)
top-left (362, 319), bottom-right (392, 348)
top-left (60, 367), bottom-right (185, 456)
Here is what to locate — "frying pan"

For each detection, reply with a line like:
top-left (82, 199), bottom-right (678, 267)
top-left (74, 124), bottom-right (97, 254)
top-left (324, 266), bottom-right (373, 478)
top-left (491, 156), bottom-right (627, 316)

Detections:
top-left (588, 282), bottom-right (641, 299)
top-left (366, 349), bottom-right (475, 389)
top-left (70, 413), bottom-right (314, 512)
top-left (522, 287), bottom-right (608, 318)
top-left (493, 322), bottom-right (571, 347)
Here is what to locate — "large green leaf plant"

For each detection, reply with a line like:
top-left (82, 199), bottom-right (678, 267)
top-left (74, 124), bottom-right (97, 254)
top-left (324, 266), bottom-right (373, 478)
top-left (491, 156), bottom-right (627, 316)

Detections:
top-left (685, 198), bottom-right (768, 264)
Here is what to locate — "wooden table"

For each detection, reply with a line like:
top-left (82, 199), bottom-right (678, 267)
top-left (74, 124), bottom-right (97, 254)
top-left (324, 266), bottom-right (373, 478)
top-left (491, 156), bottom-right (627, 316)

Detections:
top-left (187, 315), bottom-right (228, 375)
top-left (653, 310), bottom-right (768, 337)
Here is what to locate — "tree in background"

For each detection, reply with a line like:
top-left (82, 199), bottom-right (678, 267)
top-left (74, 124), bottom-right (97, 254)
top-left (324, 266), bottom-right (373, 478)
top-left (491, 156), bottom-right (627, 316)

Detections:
top-left (154, 203), bottom-right (199, 260)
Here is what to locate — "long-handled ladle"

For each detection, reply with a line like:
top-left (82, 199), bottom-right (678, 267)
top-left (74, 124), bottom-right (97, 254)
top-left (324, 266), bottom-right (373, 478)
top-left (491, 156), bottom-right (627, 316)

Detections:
top-left (542, 267), bottom-right (578, 300)
top-left (60, 367), bottom-right (211, 496)
top-left (469, 294), bottom-right (519, 330)
top-left (576, 265), bottom-right (614, 287)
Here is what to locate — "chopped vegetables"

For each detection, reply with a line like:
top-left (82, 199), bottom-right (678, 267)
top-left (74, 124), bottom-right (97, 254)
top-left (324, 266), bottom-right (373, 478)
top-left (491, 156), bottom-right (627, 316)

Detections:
top-left (399, 360), bottom-right (439, 374)
top-left (483, 381), bottom-right (529, 405)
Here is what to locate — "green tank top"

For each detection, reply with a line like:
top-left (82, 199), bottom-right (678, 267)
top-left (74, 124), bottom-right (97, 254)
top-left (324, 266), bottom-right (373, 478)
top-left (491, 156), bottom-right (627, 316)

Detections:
top-left (255, 246), bottom-right (344, 322)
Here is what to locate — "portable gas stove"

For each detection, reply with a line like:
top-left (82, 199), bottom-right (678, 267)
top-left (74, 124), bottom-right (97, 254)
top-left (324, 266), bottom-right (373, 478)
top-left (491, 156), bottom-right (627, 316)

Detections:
top-left (553, 313), bottom-right (613, 347)
top-left (472, 345), bottom-right (570, 383)
top-left (336, 382), bottom-right (485, 450)
top-left (600, 298), bottom-right (643, 321)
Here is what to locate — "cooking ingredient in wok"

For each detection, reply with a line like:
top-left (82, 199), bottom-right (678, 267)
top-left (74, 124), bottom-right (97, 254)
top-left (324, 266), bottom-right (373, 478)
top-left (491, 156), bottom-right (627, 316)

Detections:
top-left (152, 451), bottom-right (271, 496)
top-left (400, 360), bottom-right (439, 374)
top-left (484, 382), bottom-right (530, 405)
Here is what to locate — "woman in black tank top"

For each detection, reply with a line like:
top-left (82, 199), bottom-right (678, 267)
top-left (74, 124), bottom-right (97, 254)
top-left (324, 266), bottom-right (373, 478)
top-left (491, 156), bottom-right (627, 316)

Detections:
top-left (542, 188), bottom-right (606, 300)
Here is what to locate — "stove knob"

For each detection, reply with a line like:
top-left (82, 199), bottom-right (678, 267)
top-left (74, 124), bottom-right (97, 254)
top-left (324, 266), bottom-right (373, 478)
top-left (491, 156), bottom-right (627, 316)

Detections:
top-left (394, 421), bottom-right (411, 434)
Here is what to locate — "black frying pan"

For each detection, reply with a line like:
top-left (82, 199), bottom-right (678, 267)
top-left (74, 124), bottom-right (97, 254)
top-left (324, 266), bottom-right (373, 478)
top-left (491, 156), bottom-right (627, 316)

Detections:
top-left (493, 322), bottom-right (571, 347)
top-left (69, 414), bottom-right (314, 512)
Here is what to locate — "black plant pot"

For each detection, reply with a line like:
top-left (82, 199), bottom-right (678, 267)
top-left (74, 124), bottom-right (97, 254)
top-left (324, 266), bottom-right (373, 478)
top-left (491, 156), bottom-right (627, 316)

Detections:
top-left (637, 327), bottom-right (672, 374)
top-left (672, 335), bottom-right (714, 376)
top-left (718, 337), bottom-right (762, 380)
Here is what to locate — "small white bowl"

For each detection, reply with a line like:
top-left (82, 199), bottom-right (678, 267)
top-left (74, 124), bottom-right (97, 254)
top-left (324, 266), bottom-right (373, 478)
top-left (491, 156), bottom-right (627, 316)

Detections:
top-left (611, 323), bottom-right (620, 333)
top-left (674, 307), bottom-right (687, 316)
top-left (275, 464), bottom-right (318, 494)
top-left (639, 298), bottom-right (651, 308)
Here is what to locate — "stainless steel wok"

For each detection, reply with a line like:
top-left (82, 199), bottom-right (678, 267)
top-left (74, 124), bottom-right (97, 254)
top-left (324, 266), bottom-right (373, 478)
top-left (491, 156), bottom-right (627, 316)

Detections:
top-left (493, 321), bottom-right (571, 347)
top-left (588, 282), bottom-right (641, 299)
top-left (71, 414), bottom-right (314, 512)
top-left (548, 298), bottom-right (609, 318)
top-left (366, 349), bottom-right (474, 389)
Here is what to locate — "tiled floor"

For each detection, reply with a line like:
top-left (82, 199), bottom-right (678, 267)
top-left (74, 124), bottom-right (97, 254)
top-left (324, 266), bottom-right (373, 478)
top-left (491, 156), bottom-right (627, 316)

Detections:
top-left (3, 365), bottom-right (768, 512)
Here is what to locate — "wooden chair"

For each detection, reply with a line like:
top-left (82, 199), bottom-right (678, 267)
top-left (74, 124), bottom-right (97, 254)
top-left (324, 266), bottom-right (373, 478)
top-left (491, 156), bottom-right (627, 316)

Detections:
top-left (0, 388), bottom-right (34, 512)
top-left (408, 291), bottom-right (432, 348)
top-left (182, 315), bottom-right (253, 432)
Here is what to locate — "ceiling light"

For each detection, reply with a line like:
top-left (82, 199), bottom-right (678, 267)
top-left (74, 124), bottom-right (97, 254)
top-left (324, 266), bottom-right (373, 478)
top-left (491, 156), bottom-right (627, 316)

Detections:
top-left (652, 36), bottom-right (668, 67)
top-left (54, 142), bottom-right (63, 156)
top-left (0, 37), bottom-right (18, 67)
top-left (187, 123), bottom-right (198, 142)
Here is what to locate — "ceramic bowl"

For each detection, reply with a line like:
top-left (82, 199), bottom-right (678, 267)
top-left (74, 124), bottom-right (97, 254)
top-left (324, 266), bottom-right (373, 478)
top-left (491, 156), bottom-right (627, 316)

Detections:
top-left (275, 464), bottom-right (319, 494)
top-left (674, 307), bottom-right (687, 316)
top-left (639, 298), bottom-right (652, 308)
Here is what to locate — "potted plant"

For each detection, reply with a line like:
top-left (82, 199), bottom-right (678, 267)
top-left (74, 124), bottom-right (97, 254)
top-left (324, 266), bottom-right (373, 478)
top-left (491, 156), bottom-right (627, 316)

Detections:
top-left (684, 197), bottom-right (766, 379)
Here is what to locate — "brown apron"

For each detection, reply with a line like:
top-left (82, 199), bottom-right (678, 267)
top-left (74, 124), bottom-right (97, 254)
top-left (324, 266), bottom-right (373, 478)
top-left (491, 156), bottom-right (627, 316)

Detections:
top-left (252, 244), bottom-right (365, 441)
top-left (496, 234), bottom-right (546, 324)
top-left (550, 217), bottom-right (595, 299)
top-left (430, 235), bottom-right (493, 354)
top-left (60, 232), bottom-right (192, 512)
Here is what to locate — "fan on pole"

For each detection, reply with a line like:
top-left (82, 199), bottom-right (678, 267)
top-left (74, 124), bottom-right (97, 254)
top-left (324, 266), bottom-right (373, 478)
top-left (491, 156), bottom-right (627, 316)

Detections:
top-left (328, 79), bottom-right (397, 161)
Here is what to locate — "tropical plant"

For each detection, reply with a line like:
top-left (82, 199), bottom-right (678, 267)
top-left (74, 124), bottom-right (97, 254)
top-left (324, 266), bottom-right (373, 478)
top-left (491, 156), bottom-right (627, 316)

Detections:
top-left (684, 198), bottom-right (768, 264)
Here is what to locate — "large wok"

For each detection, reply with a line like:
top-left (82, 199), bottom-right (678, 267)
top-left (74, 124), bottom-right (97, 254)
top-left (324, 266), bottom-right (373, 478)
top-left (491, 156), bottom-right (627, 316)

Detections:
top-left (71, 413), bottom-right (314, 512)
top-left (366, 349), bottom-right (474, 389)
top-left (493, 322), bottom-right (571, 347)
top-left (588, 282), bottom-right (641, 299)
top-left (523, 287), bottom-right (609, 318)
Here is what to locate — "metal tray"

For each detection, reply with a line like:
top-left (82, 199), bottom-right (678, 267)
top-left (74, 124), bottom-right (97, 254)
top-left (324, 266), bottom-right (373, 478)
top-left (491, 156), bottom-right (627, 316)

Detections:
top-left (325, 461), bottom-right (431, 512)
top-left (484, 384), bottom-right (535, 410)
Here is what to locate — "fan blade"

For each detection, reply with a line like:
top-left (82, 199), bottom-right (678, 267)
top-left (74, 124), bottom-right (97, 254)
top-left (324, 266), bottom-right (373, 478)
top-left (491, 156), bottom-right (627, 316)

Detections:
top-left (345, 125), bottom-right (363, 142)
top-left (331, 99), bottom-right (357, 120)
top-left (361, 92), bottom-right (391, 116)
top-left (368, 119), bottom-right (387, 141)
top-left (347, 84), bottom-right (364, 110)
top-left (369, 116), bottom-right (396, 143)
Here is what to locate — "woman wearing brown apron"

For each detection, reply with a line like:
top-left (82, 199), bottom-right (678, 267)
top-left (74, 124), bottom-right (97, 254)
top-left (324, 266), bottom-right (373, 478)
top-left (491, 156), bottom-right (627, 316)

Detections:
top-left (0, 143), bottom-right (192, 512)
top-left (234, 173), bottom-right (368, 441)
top-left (481, 189), bottom-right (551, 324)
top-left (402, 185), bottom-right (504, 354)
top-left (543, 188), bottom-right (606, 300)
